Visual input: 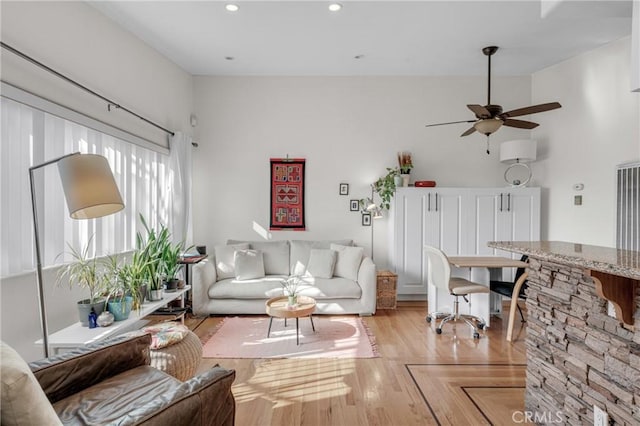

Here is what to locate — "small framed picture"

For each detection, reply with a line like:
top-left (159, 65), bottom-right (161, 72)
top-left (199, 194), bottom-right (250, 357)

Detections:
top-left (362, 213), bottom-right (371, 226)
top-left (350, 199), bottom-right (359, 211)
top-left (339, 183), bottom-right (349, 195)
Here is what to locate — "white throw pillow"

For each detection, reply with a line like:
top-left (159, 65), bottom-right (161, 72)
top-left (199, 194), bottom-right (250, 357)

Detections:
top-left (330, 244), bottom-right (364, 281)
top-left (0, 342), bottom-right (62, 426)
top-left (214, 243), bottom-right (250, 280)
top-left (234, 249), bottom-right (266, 280)
top-left (305, 249), bottom-right (337, 279)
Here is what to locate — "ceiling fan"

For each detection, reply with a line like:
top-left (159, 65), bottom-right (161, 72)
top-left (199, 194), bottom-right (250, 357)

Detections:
top-left (425, 46), bottom-right (562, 154)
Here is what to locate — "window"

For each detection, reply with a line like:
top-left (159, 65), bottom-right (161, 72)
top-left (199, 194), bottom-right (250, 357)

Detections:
top-left (1, 96), bottom-right (173, 277)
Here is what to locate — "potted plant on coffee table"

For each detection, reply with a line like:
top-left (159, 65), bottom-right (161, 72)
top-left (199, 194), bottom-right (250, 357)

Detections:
top-left (56, 237), bottom-right (108, 327)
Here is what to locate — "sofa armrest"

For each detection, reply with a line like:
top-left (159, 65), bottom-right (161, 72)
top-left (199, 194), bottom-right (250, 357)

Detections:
top-left (131, 365), bottom-right (236, 426)
top-left (30, 333), bottom-right (151, 403)
top-left (357, 256), bottom-right (377, 315)
top-left (192, 259), bottom-right (217, 316)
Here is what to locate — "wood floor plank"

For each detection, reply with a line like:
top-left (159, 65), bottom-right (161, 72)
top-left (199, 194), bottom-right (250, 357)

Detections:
top-left (188, 301), bottom-right (527, 425)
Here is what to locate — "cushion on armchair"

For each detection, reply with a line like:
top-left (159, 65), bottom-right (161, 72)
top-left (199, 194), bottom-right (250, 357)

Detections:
top-left (0, 342), bottom-right (62, 426)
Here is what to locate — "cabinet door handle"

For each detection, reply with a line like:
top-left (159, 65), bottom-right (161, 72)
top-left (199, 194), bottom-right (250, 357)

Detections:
top-left (435, 193), bottom-right (439, 212)
top-left (507, 193), bottom-right (511, 212)
top-left (500, 193), bottom-right (503, 212)
top-left (428, 193), bottom-right (431, 212)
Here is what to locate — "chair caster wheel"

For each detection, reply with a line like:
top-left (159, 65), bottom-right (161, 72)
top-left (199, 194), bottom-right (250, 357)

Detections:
top-left (426, 316), bottom-right (432, 323)
top-left (477, 323), bottom-right (485, 330)
top-left (436, 328), bottom-right (442, 335)
top-left (473, 332), bottom-right (480, 339)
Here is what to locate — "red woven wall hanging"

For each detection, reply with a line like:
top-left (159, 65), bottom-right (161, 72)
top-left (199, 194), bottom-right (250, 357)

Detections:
top-left (270, 158), bottom-right (306, 230)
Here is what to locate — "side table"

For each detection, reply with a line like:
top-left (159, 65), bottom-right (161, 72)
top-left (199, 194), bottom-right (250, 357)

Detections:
top-left (376, 270), bottom-right (397, 309)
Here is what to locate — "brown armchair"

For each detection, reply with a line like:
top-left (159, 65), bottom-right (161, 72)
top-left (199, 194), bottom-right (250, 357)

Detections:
top-left (2, 333), bottom-right (235, 426)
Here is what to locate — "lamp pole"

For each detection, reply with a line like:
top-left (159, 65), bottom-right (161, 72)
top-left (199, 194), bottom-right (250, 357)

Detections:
top-left (29, 152), bottom-right (80, 358)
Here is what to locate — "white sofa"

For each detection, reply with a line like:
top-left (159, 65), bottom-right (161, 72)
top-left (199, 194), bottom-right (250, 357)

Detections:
top-left (192, 240), bottom-right (377, 316)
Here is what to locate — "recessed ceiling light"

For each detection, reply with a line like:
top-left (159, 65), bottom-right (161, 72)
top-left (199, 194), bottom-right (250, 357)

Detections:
top-left (225, 4), bottom-right (239, 12)
top-left (328, 3), bottom-right (342, 12)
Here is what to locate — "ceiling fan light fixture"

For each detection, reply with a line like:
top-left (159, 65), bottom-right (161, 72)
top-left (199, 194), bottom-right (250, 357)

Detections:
top-left (474, 118), bottom-right (503, 135)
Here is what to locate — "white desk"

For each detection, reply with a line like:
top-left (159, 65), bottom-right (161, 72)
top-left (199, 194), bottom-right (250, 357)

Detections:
top-left (37, 286), bottom-right (190, 354)
top-left (427, 254), bottom-right (526, 327)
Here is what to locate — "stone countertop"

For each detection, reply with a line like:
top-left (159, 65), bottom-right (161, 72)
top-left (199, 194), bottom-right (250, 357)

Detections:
top-left (488, 241), bottom-right (640, 281)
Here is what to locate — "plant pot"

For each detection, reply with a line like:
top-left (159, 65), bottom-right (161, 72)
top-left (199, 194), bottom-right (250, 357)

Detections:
top-left (108, 296), bottom-right (133, 321)
top-left (148, 289), bottom-right (163, 301)
top-left (77, 299), bottom-right (105, 327)
top-left (287, 295), bottom-right (298, 307)
top-left (401, 174), bottom-right (410, 187)
top-left (164, 278), bottom-right (180, 293)
top-left (137, 284), bottom-right (147, 304)
top-left (393, 175), bottom-right (403, 187)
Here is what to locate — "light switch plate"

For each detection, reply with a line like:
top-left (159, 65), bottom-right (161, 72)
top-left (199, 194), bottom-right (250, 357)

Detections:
top-left (594, 405), bottom-right (608, 426)
top-left (574, 195), bottom-right (583, 205)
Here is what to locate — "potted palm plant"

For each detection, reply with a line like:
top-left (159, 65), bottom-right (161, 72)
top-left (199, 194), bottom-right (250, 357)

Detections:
top-left (56, 237), bottom-right (108, 327)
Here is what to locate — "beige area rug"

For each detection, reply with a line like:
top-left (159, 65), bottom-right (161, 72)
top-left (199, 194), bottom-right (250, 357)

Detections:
top-left (202, 316), bottom-right (379, 359)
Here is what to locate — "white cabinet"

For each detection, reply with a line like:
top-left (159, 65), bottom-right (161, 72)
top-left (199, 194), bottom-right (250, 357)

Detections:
top-left (392, 189), bottom-right (466, 296)
top-left (391, 187), bottom-right (540, 297)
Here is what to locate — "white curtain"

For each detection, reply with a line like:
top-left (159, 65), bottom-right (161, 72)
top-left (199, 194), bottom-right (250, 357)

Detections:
top-left (169, 131), bottom-right (193, 247)
top-left (0, 97), bottom-right (173, 277)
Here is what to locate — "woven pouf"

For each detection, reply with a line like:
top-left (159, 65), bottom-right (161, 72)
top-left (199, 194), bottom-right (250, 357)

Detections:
top-left (149, 330), bottom-right (202, 381)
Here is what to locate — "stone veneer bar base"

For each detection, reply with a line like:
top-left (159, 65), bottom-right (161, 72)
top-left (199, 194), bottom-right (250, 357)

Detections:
top-left (525, 257), bottom-right (640, 425)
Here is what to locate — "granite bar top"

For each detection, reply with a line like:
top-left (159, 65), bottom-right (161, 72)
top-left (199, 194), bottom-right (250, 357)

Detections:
top-left (488, 241), bottom-right (640, 281)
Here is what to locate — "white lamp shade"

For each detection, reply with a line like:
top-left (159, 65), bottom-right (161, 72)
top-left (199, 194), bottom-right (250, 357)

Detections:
top-left (474, 118), bottom-right (503, 135)
top-left (57, 154), bottom-right (124, 219)
top-left (500, 139), bottom-right (537, 163)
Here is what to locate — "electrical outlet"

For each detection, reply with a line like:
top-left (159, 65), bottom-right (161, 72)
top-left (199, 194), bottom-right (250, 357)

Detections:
top-left (594, 405), bottom-right (609, 426)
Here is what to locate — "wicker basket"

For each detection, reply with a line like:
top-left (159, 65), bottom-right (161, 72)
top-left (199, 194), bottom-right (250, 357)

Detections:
top-left (376, 270), bottom-right (397, 310)
top-left (149, 330), bottom-right (202, 381)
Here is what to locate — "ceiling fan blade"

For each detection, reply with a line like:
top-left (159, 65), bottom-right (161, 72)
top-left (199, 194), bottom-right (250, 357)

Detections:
top-left (503, 119), bottom-right (539, 129)
top-left (467, 104), bottom-right (491, 118)
top-left (460, 127), bottom-right (477, 137)
top-left (501, 102), bottom-right (562, 118)
top-left (425, 119), bottom-right (476, 128)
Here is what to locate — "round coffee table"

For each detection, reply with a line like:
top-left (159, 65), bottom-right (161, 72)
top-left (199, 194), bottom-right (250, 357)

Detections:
top-left (265, 295), bottom-right (316, 345)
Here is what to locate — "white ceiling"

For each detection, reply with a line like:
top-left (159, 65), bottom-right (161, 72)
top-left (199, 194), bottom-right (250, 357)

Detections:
top-left (89, 0), bottom-right (633, 76)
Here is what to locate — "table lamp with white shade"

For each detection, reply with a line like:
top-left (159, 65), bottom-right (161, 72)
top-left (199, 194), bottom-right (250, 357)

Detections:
top-left (500, 139), bottom-right (537, 187)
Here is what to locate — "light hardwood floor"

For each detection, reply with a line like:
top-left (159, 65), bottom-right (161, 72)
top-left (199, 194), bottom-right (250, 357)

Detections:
top-left (186, 301), bottom-right (528, 426)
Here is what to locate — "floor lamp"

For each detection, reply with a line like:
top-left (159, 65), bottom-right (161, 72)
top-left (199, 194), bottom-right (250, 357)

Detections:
top-left (361, 185), bottom-right (384, 262)
top-left (30, 152), bottom-right (124, 357)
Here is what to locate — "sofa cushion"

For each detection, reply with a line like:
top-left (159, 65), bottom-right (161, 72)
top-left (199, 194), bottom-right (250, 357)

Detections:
top-left (234, 250), bottom-right (265, 280)
top-left (0, 341), bottom-right (62, 426)
top-left (208, 276), bottom-right (361, 300)
top-left (305, 249), bottom-right (337, 279)
top-left (208, 276), bottom-right (289, 299)
top-left (227, 240), bottom-right (289, 275)
top-left (330, 244), bottom-right (364, 281)
top-left (214, 243), bottom-right (250, 279)
top-left (290, 240), bottom-right (353, 275)
top-left (298, 277), bottom-right (362, 299)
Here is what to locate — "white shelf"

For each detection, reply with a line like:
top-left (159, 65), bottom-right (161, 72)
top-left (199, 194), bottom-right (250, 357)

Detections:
top-left (37, 286), bottom-right (190, 354)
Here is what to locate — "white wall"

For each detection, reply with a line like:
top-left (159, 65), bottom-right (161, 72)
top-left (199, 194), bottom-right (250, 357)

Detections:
top-left (0, 1), bottom-right (194, 147)
top-left (532, 36), bottom-right (640, 246)
top-left (192, 76), bottom-right (532, 267)
top-left (0, 1), bottom-right (194, 361)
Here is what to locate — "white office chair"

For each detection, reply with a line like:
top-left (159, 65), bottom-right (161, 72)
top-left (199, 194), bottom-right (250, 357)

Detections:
top-left (424, 246), bottom-right (490, 339)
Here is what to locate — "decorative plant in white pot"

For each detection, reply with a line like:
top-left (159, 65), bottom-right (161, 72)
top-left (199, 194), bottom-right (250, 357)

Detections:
top-left (56, 236), bottom-right (108, 327)
top-left (281, 275), bottom-right (304, 306)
